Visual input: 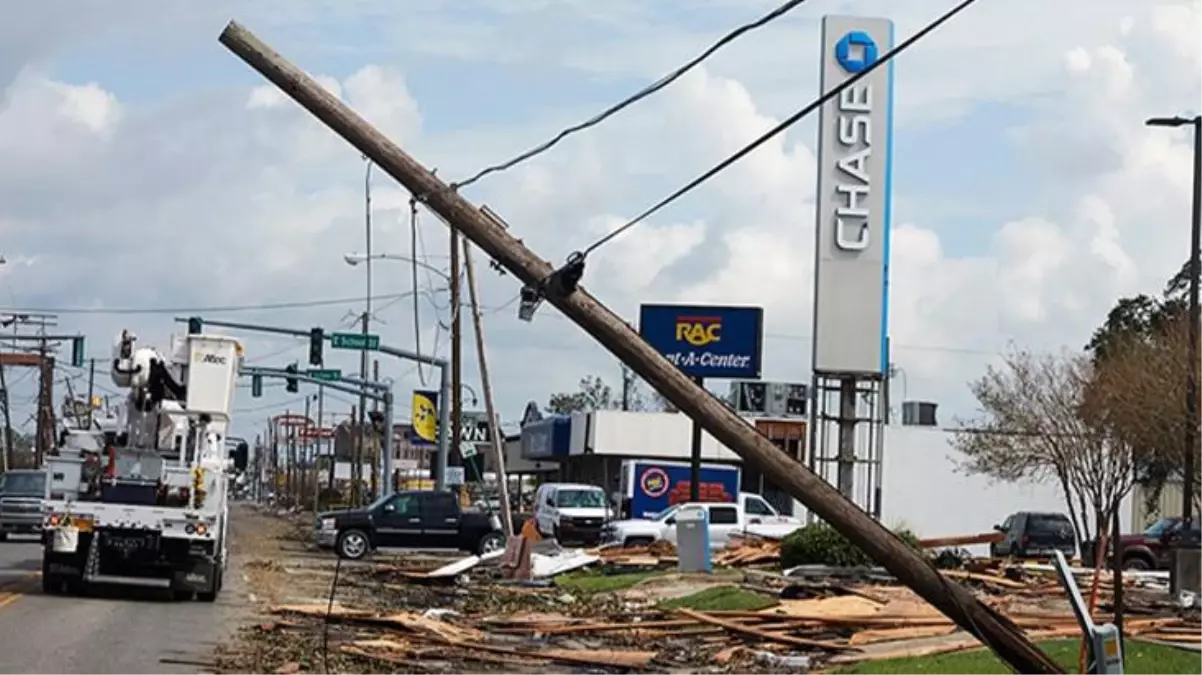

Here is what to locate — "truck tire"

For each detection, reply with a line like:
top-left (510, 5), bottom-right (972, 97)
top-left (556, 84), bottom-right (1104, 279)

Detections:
top-left (477, 532), bottom-right (505, 555)
top-left (336, 529), bottom-right (370, 560)
top-left (198, 570), bottom-right (221, 603)
top-left (1122, 554), bottom-right (1153, 571)
top-left (0, 532), bottom-right (8, 542)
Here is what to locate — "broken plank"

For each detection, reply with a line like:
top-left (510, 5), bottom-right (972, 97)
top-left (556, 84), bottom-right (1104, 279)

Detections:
top-left (675, 608), bottom-right (856, 652)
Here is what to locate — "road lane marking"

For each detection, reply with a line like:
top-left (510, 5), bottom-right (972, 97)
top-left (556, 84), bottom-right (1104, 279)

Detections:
top-left (0, 573), bottom-right (40, 609)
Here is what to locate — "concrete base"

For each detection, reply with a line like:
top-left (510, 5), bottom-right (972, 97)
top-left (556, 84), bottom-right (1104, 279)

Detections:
top-left (1169, 545), bottom-right (1201, 597)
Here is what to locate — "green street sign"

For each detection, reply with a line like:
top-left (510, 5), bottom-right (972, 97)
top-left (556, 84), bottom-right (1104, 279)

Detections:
top-left (330, 332), bottom-right (380, 351)
top-left (306, 369), bottom-right (342, 382)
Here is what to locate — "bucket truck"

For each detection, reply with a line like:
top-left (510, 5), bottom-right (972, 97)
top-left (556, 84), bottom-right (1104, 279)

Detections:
top-left (40, 329), bottom-right (240, 601)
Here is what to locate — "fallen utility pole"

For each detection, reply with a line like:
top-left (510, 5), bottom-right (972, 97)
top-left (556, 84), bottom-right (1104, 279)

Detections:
top-left (217, 21), bottom-right (1063, 674)
top-left (463, 241), bottom-right (514, 537)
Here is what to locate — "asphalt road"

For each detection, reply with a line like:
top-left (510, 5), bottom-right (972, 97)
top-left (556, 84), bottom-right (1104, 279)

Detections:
top-left (0, 520), bottom-right (250, 673)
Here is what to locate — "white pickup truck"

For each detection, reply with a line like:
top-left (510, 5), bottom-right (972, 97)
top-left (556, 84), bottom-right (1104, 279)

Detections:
top-left (600, 492), bottom-right (802, 550)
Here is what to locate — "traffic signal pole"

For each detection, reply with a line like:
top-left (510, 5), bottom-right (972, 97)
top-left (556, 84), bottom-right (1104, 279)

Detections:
top-left (216, 20), bottom-right (1063, 674)
top-left (241, 365), bottom-right (397, 497)
top-left (176, 316), bottom-right (453, 491)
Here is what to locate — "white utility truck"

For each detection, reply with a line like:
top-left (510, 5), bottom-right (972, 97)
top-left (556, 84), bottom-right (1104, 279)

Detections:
top-left (40, 329), bottom-right (240, 601)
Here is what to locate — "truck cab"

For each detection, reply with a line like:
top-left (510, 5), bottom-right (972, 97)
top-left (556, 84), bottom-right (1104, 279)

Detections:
top-left (0, 469), bottom-right (48, 540)
top-left (601, 492), bottom-right (802, 549)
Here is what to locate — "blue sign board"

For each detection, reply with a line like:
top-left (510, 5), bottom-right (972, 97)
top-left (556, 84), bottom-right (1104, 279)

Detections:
top-left (630, 461), bottom-right (741, 519)
top-left (638, 304), bottom-right (764, 379)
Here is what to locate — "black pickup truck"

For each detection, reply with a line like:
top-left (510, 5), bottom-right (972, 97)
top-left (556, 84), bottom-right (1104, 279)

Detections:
top-left (315, 490), bottom-right (505, 560)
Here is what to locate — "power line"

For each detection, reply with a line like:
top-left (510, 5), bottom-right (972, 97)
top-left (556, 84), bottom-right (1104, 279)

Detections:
top-left (0, 290), bottom-right (429, 316)
top-left (579, 0), bottom-right (980, 258)
top-left (452, 0), bottom-right (814, 190)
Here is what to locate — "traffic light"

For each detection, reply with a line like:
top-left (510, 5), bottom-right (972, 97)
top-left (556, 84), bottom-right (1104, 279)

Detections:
top-left (231, 441), bottom-right (249, 471)
top-left (284, 363), bottom-right (298, 393)
top-left (309, 327), bottom-right (324, 366)
top-left (251, 374), bottom-right (263, 398)
top-left (187, 316), bottom-right (203, 334)
top-left (71, 337), bottom-right (85, 368)
top-left (367, 410), bottom-right (385, 434)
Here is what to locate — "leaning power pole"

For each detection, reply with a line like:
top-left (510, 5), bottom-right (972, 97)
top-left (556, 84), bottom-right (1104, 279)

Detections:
top-left (217, 22), bottom-right (1063, 674)
top-left (463, 242), bottom-right (513, 537)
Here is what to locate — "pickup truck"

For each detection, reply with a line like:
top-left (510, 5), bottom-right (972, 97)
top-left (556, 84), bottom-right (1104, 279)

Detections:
top-left (0, 469), bottom-right (47, 541)
top-left (600, 492), bottom-right (802, 550)
top-left (1112, 516), bottom-right (1202, 570)
top-left (315, 490), bottom-right (505, 560)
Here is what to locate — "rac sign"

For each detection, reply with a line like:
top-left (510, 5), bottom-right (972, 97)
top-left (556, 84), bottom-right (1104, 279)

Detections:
top-left (675, 316), bottom-right (721, 347)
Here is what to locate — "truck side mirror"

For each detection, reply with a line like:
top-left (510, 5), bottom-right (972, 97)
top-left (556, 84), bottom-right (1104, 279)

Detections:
top-left (665, 517), bottom-right (676, 526)
top-left (545, 498), bottom-right (554, 507)
top-left (993, 524), bottom-right (1005, 532)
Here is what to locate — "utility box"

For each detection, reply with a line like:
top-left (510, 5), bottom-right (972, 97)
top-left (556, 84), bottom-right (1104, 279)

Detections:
top-left (675, 505), bottom-right (711, 573)
top-left (1170, 542), bottom-right (1202, 601)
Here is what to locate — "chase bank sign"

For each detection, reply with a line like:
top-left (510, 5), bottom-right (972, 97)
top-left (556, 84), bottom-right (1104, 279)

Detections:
top-left (810, 16), bottom-right (895, 376)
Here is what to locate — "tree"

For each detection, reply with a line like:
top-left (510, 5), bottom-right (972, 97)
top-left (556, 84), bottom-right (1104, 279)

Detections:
top-left (951, 348), bottom-right (1139, 543)
top-left (546, 375), bottom-right (620, 414)
top-left (1085, 260), bottom-right (1196, 508)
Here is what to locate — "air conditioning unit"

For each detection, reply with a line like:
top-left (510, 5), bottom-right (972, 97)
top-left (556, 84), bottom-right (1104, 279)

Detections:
top-left (729, 381), bottom-right (767, 414)
top-left (901, 401), bottom-right (938, 427)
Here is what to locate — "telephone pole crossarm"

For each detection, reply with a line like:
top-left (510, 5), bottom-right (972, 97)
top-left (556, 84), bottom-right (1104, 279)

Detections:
top-left (216, 20), bottom-right (1063, 674)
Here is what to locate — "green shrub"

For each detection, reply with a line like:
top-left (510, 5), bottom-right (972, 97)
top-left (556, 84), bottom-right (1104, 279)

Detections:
top-left (780, 522), bottom-right (923, 568)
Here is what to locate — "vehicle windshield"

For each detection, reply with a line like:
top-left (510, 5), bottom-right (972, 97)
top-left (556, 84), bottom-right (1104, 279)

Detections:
top-left (0, 472), bottom-right (46, 496)
top-left (1144, 518), bottom-right (1179, 537)
top-left (651, 506), bottom-right (680, 522)
top-left (555, 489), bottom-right (606, 508)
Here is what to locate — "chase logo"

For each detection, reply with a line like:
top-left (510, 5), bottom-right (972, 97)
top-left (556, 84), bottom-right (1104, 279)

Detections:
top-left (675, 316), bottom-right (721, 347)
top-left (835, 30), bottom-right (878, 73)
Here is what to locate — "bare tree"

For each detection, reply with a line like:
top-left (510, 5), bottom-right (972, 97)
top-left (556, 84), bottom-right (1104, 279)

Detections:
top-left (952, 348), bottom-right (1139, 543)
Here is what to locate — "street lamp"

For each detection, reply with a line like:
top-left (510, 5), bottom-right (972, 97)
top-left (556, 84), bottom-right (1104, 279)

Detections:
top-left (344, 252), bottom-right (452, 282)
top-left (1146, 113), bottom-right (1202, 528)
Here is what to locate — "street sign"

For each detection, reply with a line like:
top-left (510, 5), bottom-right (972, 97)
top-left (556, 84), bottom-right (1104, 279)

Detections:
top-left (461, 441), bottom-right (479, 459)
top-left (306, 368), bottom-right (342, 382)
top-left (330, 332), bottom-right (380, 351)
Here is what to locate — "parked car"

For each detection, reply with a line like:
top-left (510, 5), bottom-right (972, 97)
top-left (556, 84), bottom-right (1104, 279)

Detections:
top-left (315, 490), bottom-right (504, 560)
top-left (1114, 517), bottom-right (1202, 570)
top-left (532, 483), bottom-right (612, 544)
top-left (601, 493), bottom-right (803, 550)
top-left (0, 469), bottom-right (47, 541)
top-left (989, 511), bottom-right (1077, 559)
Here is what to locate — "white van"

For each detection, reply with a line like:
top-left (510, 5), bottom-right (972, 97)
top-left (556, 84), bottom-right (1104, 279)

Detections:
top-left (533, 482), bottom-right (611, 544)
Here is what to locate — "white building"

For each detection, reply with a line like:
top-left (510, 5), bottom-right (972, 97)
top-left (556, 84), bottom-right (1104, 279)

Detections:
top-left (511, 409), bottom-right (1134, 548)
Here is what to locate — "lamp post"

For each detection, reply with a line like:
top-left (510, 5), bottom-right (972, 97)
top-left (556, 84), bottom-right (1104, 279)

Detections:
top-left (1147, 114), bottom-right (1202, 528)
top-left (344, 252), bottom-right (452, 282)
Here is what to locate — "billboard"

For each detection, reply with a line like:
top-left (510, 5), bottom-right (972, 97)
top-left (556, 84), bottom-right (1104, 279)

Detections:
top-left (410, 389), bottom-right (439, 446)
top-left (811, 15), bottom-right (895, 376)
top-left (629, 460), bottom-right (741, 519)
top-left (638, 304), bottom-right (764, 380)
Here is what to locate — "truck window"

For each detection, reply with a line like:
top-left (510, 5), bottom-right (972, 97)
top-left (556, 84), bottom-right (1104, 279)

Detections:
top-left (745, 497), bottom-right (774, 516)
top-left (555, 488), bottom-right (605, 508)
top-left (421, 492), bottom-right (458, 518)
top-left (386, 493), bottom-right (420, 516)
top-left (1028, 514), bottom-right (1072, 537)
top-left (0, 472), bottom-right (46, 496)
top-left (709, 506), bottom-right (738, 525)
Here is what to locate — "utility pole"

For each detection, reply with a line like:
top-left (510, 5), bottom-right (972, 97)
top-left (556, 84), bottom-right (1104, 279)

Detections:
top-left (463, 242), bottom-right (513, 537)
top-left (0, 358), bottom-right (10, 472)
top-left (316, 386), bottom-right (326, 507)
top-left (303, 395), bottom-right (311, 507)
top-left (85, 358), bottom-right (96, 428)
top-left (219, 26), bottom-right (1063, 672)
top-left (358, 159), bottom-right (374, 507)
top-left (450, 227), bottom-right (463, 494)
top-left (350, 405), bottom-right (361, 506)
top-left (371, 358), bottom-right (379, 499)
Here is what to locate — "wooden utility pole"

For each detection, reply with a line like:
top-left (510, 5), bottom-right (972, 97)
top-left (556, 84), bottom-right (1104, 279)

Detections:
top-left (0, 358), bottom-right (11, 472)
top-left (217, 22), bottom-right (1063, 674)
top-left (350, 405), bottom-right (361, 506)
top-left (86, 358), bottom-right (96, 428)
top-left (450, 229), bottom-right (463, 492)
top-left (36, 345), bottom-right (54, 464)
top-left (463, 242), bottom-right (513, 537)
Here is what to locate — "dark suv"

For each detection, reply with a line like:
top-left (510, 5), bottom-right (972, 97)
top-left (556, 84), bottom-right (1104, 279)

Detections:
top-left (990, 511), bottom-right (1077, 559)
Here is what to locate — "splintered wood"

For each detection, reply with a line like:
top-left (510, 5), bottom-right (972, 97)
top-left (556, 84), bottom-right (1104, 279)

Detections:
top-left (265, 574), bottom-right (1202, 674)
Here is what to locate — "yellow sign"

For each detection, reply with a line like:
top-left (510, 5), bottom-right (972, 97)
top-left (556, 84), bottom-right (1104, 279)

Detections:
top-left (91, 396), bottom-right (103, 409)
top-left (411, 391), bottom-right (438, 443)
top-left (675, 316), bottom-right (721, 347)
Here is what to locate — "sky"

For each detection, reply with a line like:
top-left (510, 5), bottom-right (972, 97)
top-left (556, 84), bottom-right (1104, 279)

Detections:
top-left (0, 0), bottom-right (1199, 446)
